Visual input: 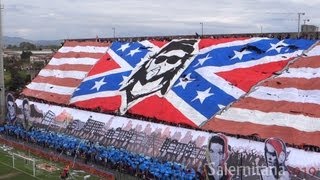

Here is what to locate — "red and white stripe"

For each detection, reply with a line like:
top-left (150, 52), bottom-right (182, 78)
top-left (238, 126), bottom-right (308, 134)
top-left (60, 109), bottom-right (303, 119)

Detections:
top-left (202, 44), bottom-right (320, 147)
top-left (22, 41), bottom-right (109, 104)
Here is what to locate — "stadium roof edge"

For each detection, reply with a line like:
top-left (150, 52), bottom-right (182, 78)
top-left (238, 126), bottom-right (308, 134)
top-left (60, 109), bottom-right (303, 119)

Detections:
top-left (63, 31), bottom-right (319, 42)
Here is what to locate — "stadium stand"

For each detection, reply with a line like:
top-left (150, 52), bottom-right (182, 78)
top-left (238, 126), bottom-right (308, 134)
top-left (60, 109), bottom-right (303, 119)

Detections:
top-left (21, 37), bottom-right (319, 145)
top-left (9, 35), bottom-right (320, 179)
top-left (1, 124), bottom-right (197, 179)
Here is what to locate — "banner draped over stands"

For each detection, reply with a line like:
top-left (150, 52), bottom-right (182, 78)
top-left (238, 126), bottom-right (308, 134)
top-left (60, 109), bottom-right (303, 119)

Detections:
top-left (22, 41), bottom-right (110, 104)
top-left (20, 37), bottom-right (320, 152)
top-left (70, 38), bottom-right (315, 127)
top-left (22, 38), bottom-right (315, 128)
top-left (203, 44), bottom-right (320, 147)
top-left (13, 99), bottom-right (320, 175)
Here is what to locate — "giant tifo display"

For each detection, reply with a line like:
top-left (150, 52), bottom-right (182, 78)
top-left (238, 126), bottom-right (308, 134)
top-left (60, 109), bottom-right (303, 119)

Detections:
top-left (5, 97), bottom-right (320, 179)
top-left (14, 37), bottom-right (320, 178)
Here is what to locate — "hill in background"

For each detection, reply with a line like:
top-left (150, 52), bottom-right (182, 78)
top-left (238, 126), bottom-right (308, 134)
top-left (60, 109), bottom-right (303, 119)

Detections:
top-left (4, 36), bottom-right (62, 46)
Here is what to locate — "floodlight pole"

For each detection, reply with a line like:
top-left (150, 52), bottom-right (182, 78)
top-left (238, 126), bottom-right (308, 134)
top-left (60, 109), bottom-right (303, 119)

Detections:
top-left (297, 12), bottom-right (305, 38)
top-left (0, 1), bottom-right (5, 122)
top-left (200, 22), bottom-right (204, 37)
top-left (112, 27), bottom-right (116, 39)
top-left (303, 19), bottom-right (310, 25)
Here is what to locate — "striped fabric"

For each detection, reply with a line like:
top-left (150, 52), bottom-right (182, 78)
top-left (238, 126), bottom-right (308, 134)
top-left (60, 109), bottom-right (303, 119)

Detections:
top-left (202, 44), bottom-right (320, 147)
top-left (22, 41), bottom-right (110, 104)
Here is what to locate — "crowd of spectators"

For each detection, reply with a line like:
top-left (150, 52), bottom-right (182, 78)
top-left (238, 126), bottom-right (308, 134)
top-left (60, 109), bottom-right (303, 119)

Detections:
top-left (15, 93), bottom-right (320, 153)
top-left (70, 31), bottom-right (320, 43)
top-left (11, 33), bottom-right (320, 155)
top-left (0, 124), bottom-right (198, 179)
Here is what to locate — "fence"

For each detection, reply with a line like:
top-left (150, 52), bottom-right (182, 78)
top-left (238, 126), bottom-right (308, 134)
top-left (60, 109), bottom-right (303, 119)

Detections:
top-left (0, 135), bottom-right (115, 180)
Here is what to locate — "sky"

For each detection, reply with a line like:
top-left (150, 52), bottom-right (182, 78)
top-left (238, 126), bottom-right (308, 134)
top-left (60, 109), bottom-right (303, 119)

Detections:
top-left (3, 0), bottom-right (320, 40)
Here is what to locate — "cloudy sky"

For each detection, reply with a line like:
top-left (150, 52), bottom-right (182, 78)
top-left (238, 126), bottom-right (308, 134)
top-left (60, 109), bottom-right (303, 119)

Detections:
top-left (3, 0), bottom-right (320, 40)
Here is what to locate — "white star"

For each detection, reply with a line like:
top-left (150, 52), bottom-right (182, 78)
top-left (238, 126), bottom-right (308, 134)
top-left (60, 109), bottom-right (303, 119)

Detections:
top-left (90, 78), bottom-right (107, 91)
top-left (218, 104), bottom-right (225, 109)
top-left (127, 47), bottom-right (142, 56)
top-left (119, 75), bottom-right (129, 86)
top-left (175, 73), bottom-right (194, 89)
top-left (117, 43), bottom-right (130, 52)
top-left (231, 50), bottom-right (251, 60)
top-left (193, 54), bottom-right (211, 67)
top-left (192, 88), bottom-right (214, 104)
top-left (267, 40), bottom-right (288, 53)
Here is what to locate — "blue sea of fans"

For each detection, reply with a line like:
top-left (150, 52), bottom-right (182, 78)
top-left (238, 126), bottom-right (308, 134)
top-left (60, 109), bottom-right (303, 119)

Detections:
top-left (0, 124), bottom-right (197, 179)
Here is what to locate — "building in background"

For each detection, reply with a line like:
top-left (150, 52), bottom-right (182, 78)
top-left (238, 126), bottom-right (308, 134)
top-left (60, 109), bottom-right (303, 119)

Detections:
top-left (301, 24), bottom-right (319, 32)
top-left (4, 49), bottom-right (54, 62)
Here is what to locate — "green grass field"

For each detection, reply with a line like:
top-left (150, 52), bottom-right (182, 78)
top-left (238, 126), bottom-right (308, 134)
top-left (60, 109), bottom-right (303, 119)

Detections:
top-left (0, 144), bottom-right (101, 180)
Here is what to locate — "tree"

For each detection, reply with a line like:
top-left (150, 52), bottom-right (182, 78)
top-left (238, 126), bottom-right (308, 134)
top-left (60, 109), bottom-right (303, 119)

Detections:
top-left (4, 56), bottom-right (29, 90)
top-left (5, 44), bottom-right (18, 50)
top-left (33, 61), bottom-right (45, 70)
top-left (19, 42), bottom-right (36, 50)
top-left (9, 69), bottom-right (29, 91)
top-left (20, 51), bottom-right (33, 62)
top-left (4, 71), bottom-right (12, 90)
top-left (10, 73), bottom-right (25, 91)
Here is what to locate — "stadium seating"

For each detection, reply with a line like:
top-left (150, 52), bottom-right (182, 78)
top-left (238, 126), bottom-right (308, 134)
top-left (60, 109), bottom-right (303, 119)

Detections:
top-left (1, 124), bottom-right (197, 179)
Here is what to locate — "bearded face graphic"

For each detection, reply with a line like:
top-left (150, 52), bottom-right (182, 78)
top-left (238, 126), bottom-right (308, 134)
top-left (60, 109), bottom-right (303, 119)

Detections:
top-left (119, 39), bottom-right (198, 113)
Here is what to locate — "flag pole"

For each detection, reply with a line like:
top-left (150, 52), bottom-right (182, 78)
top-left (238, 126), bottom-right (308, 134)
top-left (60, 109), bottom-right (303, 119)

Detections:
top-left (0, 0), bottom-right (5, 122)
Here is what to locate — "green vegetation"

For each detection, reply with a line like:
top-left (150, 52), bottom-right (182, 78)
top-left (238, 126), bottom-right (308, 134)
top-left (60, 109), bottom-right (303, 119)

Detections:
top-left (33, 61), bottom-right (46, 71)
top-left (0, 163), bottom-right (31, 179)
top-left (4, 55), bottom-right (33, 91)
top-left (4, 71), bottom-right (12, 87)
top-left (6, 42), bottom-right (61, 51)
top-left (4, 41), bottom-right (56, 92)
top-left (20, 51), bottom-right (33, 62)
top-left (19, 42), bottom-right (37, 51)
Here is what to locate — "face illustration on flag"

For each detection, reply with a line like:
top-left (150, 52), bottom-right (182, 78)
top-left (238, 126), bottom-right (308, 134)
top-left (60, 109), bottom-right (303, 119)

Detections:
top-left (70, 40), bottom-right (166, 109)
top-left (70, 38), bottom-right (315, 127)
top-left (119, 39), bottom-right (198, 113)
